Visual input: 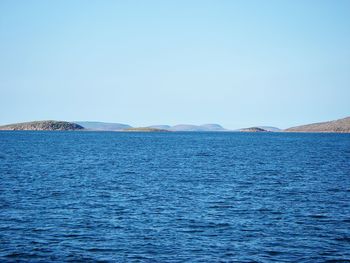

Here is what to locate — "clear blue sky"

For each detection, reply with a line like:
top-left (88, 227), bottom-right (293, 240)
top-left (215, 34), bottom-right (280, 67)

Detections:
top-left (1, 0), bottom-right (349, 129)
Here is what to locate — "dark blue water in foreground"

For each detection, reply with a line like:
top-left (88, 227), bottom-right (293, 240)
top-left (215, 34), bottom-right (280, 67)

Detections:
top-left (1, 131), bottom-right (350, 262)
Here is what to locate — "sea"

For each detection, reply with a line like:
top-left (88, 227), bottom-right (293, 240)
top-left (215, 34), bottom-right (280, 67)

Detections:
top-left (0, 131), bottom-right (350, 262)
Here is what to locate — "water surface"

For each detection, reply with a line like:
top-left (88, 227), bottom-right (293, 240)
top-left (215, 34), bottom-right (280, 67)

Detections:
top-left (1, 131), bottom-right (350, 262)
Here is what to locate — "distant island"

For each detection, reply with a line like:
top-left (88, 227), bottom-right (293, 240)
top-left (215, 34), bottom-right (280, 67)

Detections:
top-left (75, 122), bottom-right (228, 132)
top-left (75, 121), bottom-right (132, 131)
top-left (0, 116), bottom-right (349, 133)
top-left (238, 127), bottom-right (269, 132)
top-left (285, 116), bottom-right (350, 133)
top-left (0, 121), bottom-right (84, 131)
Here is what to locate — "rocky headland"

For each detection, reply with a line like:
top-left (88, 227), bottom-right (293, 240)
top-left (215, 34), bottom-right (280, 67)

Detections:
top-left (285, 116), bottom-right (350, 133)
top-left (0, 121), bottom-right (84, 131)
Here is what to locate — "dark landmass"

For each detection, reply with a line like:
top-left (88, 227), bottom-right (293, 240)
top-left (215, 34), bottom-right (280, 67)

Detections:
top-left (239, 127), bottom-right (269, 132)
top-left (285, 116), bottom-right (350, 133)
top-left (124, 127), bottom-right (169, 132)
top-left (0, 121), bottom-right (84, 131)
top-left (257, 126), bottom-right (281, 132)
top-left (75, 121), bottom-right (131, 131)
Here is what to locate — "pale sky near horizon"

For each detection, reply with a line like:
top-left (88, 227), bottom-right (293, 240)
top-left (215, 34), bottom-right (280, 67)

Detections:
top-left (1, 0), bottom-right (349, 129)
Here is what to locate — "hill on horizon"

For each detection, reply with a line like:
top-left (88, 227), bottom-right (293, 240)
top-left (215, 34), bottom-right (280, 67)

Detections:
top-left (5, 118), bottom-right (349, 133)
top-left (76, 122), bottom-right (228, 131)
top-left (147, 125), bottom-right (172, 130)
top-left (75, 121), bottom-right (132, 131)
top-left (285, 116), bottom-right (350, 133)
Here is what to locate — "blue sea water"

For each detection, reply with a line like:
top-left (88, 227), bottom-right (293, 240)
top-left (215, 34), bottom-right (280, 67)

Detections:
top-left (0, 131), bottom-right (350, 262)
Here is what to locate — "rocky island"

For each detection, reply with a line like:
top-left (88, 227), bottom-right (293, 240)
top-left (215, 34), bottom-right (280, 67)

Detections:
top-left (239, 127), bottom-right (268, 132)
top-left (0, 121), bottom-right (84, 131)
